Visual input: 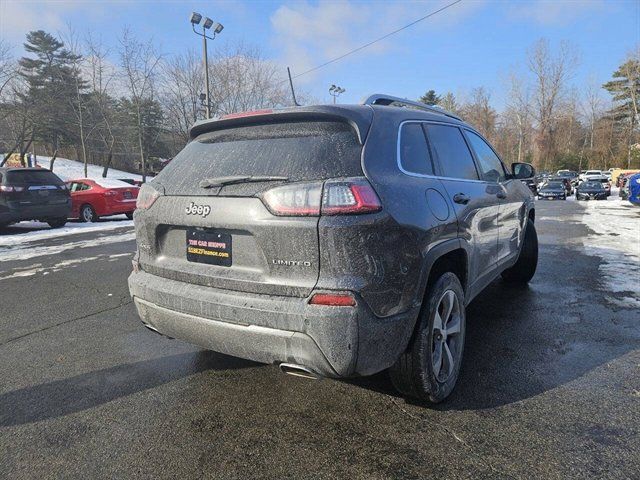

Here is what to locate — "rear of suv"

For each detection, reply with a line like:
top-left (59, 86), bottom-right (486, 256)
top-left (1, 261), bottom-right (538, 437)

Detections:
top-left (129, 95), bottom-right (538, 403)
top-left (0, 168), bottom-right (71, 229)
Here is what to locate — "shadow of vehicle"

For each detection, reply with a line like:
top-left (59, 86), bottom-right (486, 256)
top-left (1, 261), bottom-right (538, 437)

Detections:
top-left (0, 351), bottom-right (257, 427)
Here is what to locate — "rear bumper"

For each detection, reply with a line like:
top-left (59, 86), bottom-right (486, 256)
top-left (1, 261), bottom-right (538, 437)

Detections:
top-left (0, 200), bottom-right (71, 224)
top-left (128, 270), bottom-right (417, 378)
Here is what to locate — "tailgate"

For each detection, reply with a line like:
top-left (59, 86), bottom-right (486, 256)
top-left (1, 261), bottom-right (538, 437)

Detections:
top-left (136, 195), bottom-right (320, 297)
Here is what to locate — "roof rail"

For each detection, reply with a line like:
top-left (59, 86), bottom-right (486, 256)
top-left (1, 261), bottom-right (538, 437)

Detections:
top-left (361, 93), bottom-right (462, 121)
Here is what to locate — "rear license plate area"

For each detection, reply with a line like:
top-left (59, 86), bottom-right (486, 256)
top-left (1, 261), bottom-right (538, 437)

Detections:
top-left (186, 229), bottom-right (232, 267)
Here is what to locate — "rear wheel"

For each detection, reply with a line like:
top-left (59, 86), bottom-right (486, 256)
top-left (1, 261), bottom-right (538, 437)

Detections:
top-left (389, 272), bottom-right (466, 403)
top-left (80, 204), bottom-right (98, 223)
top-left (47, 217), bottom-right (67, 229)
top-left (502, 218), bottom-right (538, 284)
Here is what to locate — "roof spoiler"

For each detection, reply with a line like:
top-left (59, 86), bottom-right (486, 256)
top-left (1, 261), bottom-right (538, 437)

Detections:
top-left (188, 106), bottom-right (373, 145)
top-left (361, 93), bottom-right (462, 121)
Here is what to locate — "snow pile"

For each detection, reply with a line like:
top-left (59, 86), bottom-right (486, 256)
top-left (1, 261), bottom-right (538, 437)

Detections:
top-left (579, 191), bottom-right (640, 308)
top-left (0, 219), bottom-right (134, 247)
top-left (35, 156), bottom-right (145, 182)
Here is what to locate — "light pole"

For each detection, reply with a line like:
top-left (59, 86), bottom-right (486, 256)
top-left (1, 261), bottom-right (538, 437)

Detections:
top-left (190, 12), bottom-right (223, 119)
top-left (329, 84), bottom-right (345, 104)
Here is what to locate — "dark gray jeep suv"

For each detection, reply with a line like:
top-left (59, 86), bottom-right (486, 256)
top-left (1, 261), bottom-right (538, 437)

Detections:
top-left (129, 94), bottom-right (537, 403)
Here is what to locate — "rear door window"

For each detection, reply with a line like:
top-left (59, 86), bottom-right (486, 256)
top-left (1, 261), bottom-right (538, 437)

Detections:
top-left (424, 124), bottom-right (479, 181)
top-left (158, 121), bottom-right (363, 194)
top-left (465, 130), bottom-right (506, 183)
top-left (398, 123), bottom-right (435, 176)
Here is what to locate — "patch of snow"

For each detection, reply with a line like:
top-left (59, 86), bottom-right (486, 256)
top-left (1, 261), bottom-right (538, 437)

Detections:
top-left (0, 231), bottom-right (135, 262)
top-left (0, 219), bottom-right (133, 246)
top-left (35, 156), bottom-right (147, 182)
top-left (579, 191), bottom-right (640, 307)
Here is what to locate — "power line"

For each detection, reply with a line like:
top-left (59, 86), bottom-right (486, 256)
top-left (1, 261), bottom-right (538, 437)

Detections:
top-left (288, 0), bottom-right (464, 81)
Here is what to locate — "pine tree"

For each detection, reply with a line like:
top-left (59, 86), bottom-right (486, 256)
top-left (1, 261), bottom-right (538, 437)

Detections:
top-left (419, 89), bottom-right (441, 106)
top-left (603, 57), bottom-right (640, 166)
top-left (18, 30), bottom-right (86, 155)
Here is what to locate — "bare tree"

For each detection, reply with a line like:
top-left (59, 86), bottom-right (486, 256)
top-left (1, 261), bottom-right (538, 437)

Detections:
top-left (505, 72), bottom-right (532, 163)
top-left (582, 77), bottom-right (604, 152)
top-left (61, 26), bottom-right (91, 176)
top-left (118, 28), bottom-right (162, 182)
top-left (85, 34), bottom-right (118, 177)
top-left (161, 49), bottom-right (203, 143)
top-left (0, 39), bottom-right (16, 98)
top-left (461, 87), bottom-right (497, 141)
top-left (209, 42), bottom-right (290, 115)
top-left (527, 39), bottom-right (579, 170)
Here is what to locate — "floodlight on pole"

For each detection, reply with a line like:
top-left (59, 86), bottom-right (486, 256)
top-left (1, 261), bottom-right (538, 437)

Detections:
top-left (329, 84), bottom-right (345, 104)
top-left (190, 13), bottom-right (224, 119)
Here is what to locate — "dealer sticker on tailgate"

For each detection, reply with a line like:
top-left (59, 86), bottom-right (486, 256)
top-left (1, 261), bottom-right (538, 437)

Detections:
top-left (186, 229), bottom-right (232, 267)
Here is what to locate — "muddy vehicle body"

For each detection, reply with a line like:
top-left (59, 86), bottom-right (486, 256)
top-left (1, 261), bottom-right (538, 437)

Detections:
top-left (129, 95), bottom-right (538, 402)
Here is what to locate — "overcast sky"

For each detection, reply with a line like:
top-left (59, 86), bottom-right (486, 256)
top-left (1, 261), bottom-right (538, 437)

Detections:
top-left (1, 0), bottom-right (638, 109)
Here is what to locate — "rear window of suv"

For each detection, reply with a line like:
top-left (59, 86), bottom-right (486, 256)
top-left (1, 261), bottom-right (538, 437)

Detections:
top-left (6, 170), bottom-right (64, 185)
top-left (158, 121), bottom-right (363, 190)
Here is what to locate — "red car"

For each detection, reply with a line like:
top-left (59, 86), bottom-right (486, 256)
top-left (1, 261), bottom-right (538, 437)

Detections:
top-left (67, 178), bottom-right (139, 222)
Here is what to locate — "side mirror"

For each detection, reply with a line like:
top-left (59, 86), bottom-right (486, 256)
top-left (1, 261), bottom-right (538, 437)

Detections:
top-left (512, 162), bottom-right (535, 180)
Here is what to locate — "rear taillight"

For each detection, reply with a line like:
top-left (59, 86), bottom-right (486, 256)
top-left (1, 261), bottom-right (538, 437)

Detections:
top-left (321, 178), bottom-right (382, 215)
top-left (261, 182), bottom-right (322, 216)
top-left (104, 190), bottom-right (117, 196)
top-left (309, 292), bottom-right (356, 307)
top-left (261, 177), bottom-right (382, 217)
top-left (0, 185), bottom-right (24, 193)
top-left (136, 184), bottom-right (161, 210)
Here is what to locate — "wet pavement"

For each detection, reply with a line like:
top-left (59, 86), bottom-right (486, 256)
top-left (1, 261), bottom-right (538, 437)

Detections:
top-left (0, 200), bottom-right (638, 479)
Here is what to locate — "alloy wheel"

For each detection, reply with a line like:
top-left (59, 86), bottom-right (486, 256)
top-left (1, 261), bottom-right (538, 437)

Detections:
top-left (431, 289), bottom-right (462, 383)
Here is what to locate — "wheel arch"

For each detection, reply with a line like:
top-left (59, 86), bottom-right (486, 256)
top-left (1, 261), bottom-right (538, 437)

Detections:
top-left (401, 239), bottom-right (470, 350)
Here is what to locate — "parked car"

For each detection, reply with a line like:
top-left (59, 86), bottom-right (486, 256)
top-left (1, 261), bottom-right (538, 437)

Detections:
top-left (0, 167), bottom-right (71, 229)
top-left (128, 94), bottom-right (538, 403)
top-left (628, 173), bottom-right (640, 206)
top-left (579, 169), bottom-right (603, 182)
top-left (597, 177), bottom-right (612, 196)
top-left (617, 171), bottom-right (640, 188)
top-left (557, 170), bottom-right (579, 186)
top-left (548, 176), bottom-right (572, 195)
top-left (67, 178), bottom-right (139, 222)
top-left (575, 181), bottom-right (607, 201)
top-left (538, 181), bottom-right (567, 200)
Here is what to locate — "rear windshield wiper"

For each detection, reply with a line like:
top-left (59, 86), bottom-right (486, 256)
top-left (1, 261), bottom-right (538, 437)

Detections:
top-left (199, 175), bottom-right (289, 188)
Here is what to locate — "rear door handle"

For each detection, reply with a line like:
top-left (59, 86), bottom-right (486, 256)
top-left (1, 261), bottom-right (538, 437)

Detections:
top-left (453, 193), bottom-right (470, 205)
top-left (496, 191), bottom-right (507, 199)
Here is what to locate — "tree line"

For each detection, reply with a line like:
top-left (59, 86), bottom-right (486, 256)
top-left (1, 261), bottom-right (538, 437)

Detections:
top-left (0, 29), bottom-right (294, 180)
top-left (1, 31), bottom-right (638, 179)
top-left (419, 39), bottom-right (640, 173)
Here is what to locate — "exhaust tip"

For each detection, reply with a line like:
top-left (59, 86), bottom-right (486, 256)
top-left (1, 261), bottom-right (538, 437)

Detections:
top-left (279, 363), bottom-right (321, 380)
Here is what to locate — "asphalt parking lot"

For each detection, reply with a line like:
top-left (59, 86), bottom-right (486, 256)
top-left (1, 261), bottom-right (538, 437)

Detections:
top-left (1, 200), bottom-right (639, 480)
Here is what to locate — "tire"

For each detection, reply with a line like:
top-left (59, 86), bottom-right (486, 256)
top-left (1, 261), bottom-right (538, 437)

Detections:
top-left (501, 218), bottom-right (538, 284)
top-left (389, 272), bottom-right (466, 403)
top-left (125, 212), bottom-right (134, 220)
top-left (47, 217), bottom-right (67, 229)
top-left (80, 204), bottom-right (98, 223)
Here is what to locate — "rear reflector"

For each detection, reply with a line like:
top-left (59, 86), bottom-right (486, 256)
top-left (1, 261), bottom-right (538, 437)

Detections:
top-left (261, 177), bottom-right (381, 217)
top-left (309, 293), bottom-right (356, 307)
